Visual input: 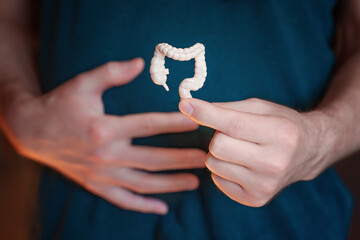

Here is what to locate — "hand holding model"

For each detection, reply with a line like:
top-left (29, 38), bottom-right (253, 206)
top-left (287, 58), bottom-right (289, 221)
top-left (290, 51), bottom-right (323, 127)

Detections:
top-left (1, 58), bottom-right (207, 215)
top-left (179, 98), bottom-right (338, 207)
top-left (150, 42), bottom-right (340, 207)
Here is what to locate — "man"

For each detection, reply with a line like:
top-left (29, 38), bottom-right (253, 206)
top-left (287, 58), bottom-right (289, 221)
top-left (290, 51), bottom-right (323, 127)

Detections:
top-left (0, 0), bottom-right (358, 239)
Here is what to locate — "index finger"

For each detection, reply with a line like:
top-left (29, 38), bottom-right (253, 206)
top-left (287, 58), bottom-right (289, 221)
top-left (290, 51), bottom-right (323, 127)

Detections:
top-left (179, 98), bottom-right (279, 143)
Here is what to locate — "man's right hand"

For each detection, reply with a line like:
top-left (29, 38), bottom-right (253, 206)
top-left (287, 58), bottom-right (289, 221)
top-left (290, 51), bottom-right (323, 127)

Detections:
top-left (1, 58), bottom-right (206, 215)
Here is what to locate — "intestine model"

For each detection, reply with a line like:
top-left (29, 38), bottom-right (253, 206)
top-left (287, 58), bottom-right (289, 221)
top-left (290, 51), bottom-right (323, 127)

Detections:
top-left (149, 43), bottom-right (207, 98)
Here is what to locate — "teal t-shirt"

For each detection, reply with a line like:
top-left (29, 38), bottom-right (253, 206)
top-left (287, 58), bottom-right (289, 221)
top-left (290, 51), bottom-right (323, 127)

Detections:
top-left (38, 0), bottom-right (352, 239)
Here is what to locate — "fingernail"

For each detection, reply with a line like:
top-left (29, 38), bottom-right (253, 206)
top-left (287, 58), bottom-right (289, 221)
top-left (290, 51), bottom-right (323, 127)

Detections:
top-left (179, 101), bottom-right (194, 116)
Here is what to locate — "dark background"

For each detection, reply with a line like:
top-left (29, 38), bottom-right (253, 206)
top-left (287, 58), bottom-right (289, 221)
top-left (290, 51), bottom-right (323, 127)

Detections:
top-left (0, 132), bottom-right (359, 240)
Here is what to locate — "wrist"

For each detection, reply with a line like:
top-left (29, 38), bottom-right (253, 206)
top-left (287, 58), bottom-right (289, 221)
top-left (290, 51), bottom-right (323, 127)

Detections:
top-left (294, 110), bottom-right (340, 181)
top-left (0, 81), bottom-right (38, 133)
top-left (0, 82), bottom-right (40, 158)
top-left (304, 108), bottom-right (347, 169)
top-left (0, 81), bottom-right (37, 111)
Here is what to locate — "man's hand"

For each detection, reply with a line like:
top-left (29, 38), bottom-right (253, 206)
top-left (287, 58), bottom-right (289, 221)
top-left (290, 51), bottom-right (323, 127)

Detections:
top-left (179, 98), bottom-right (334, 207)
top-left (1, 58), bottom-right (206, 215)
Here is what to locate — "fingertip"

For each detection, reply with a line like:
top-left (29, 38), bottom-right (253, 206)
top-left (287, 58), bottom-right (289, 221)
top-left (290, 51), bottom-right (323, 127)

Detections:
top-left (189, 178), bottom-right (200, 190)
top-left (155, 202), bottom-right (168, 215)
top-left (179, 100), bottom-right (194, 116)
top-left (184, 175), bottom-right (200, 190)
top-left (130, 57), bottom-right (145, 71)
top-left (179, 98), bottom-right (212, 116)
top-left (196, 150), bottom-right (208, 162)
top-left (179, 98), bottom-right (192, 107)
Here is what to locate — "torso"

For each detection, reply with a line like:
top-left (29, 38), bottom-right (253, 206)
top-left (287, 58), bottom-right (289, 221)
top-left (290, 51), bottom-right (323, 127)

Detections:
top-left (38, 1), bottom-right (352, 239)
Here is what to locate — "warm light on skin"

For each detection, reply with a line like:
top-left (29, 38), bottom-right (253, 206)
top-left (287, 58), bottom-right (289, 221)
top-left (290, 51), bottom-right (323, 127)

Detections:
top-left (179, 97), bottom-right (338, 207)
top-left (2, 0), bottom-right (360, 221)
top-left (1, 59), bottom-right (207, 215)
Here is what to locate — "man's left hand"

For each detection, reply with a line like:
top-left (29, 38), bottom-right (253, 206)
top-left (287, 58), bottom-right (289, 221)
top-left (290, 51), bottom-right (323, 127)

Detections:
top-left (179, 98), bottom-right (334, 207)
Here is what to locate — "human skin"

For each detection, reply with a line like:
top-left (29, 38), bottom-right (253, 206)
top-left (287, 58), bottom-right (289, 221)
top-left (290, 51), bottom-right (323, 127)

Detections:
top-left (179, 1), bottom-right (360, 207)
top-left (1, 0), bottom-right (360, 214)
top-left (0, 1), bottom-right (207, 215)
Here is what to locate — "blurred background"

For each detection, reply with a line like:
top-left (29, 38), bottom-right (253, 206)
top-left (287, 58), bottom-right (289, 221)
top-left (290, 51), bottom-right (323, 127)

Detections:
top-left (0, 131), bottom-right (359, 240)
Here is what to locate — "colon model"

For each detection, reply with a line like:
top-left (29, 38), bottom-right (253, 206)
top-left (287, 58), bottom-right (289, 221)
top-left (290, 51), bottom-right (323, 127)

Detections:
top-left (150, 43), bottom-right (207, 98)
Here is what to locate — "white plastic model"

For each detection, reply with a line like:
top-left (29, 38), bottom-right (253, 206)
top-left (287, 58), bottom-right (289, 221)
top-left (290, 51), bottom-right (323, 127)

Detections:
top-left (149, 43), bottom-right (207, 98)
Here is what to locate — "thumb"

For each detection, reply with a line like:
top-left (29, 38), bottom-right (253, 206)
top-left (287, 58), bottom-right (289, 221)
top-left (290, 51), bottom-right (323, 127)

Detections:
top-left (75, 58), bottom-right (145, 94)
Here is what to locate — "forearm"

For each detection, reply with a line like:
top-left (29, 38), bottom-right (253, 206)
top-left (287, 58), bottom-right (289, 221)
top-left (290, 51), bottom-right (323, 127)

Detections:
top-left (0, 3), bottom-right (39, 129)
top-left (310, 0), bottom-right (360, 165)
top-left (312, 53), bottom-right (360, 165)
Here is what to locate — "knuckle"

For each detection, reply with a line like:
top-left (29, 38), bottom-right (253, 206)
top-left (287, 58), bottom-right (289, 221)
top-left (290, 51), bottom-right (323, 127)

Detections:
top-left (247, 98), bottom-right (263, 104)
top-left (271, 157), bottom-right (290, 173)
top-left (276, 120), bottom-right (300, 148)
top-left (228, 117), bottom-right (244, 133)
top-left (88, 118), bottom-right (109, 144)
top-left (246, 98), bottom-right (278, 114)
top-left (209, 134), bottom-right (226, 157)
